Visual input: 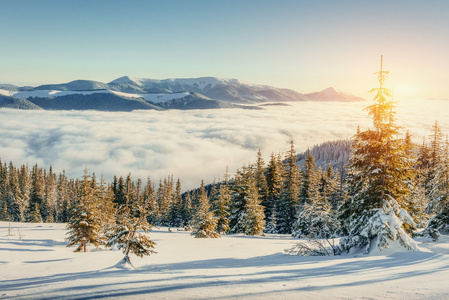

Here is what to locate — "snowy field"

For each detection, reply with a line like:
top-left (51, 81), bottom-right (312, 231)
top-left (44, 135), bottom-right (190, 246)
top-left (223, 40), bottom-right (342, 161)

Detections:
top-left (1, 222), bottom-right (449, 299)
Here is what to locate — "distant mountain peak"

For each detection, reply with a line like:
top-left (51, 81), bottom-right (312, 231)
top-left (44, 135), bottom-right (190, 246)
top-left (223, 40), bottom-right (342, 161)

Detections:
top-left (306, 87), bottom-right (365, 102)
top-left (109, 76), bottom-right (142, 86)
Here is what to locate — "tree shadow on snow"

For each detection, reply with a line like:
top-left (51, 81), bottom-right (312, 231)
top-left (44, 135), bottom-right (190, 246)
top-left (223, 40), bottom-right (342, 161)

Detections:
top-left (1, 250), bottom-right (447, 299)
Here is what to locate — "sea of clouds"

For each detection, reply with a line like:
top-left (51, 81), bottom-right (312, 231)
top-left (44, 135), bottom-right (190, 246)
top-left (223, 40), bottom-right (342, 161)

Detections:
top-left (0, 99), bottom-right (447, 190)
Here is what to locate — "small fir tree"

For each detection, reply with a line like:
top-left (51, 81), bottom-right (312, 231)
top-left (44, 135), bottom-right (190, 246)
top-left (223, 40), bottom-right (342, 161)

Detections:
top-left (191, 181), bottom-right (219, 238)
top-left (214, 173), bottom-right (231, 234)
top-left (230, 165), bottom-right (266, 235)
top-left (107, 204), bottom-right (157, 266)
top-left (66, 171), bottom-right (104, 252)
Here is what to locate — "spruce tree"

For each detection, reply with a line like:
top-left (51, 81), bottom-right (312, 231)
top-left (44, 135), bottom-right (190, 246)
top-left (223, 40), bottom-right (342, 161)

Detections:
top-left (66, 170), bottom-right (104, 252)
top-left (181, 190), bottom-right (193, 228)
top-left (276, 141), bottom-right (300, 234)
top-left (230, 165), bottom-right (265, 235)
top-left (27, 164), bottom-right (45, 222)
top-left (143, 177), bottom-right (158, 225)
top-left (17, 165), bottom-right (31, 222)
top-left (338, 56), bottom-right (417, 253)
top-left (167, 179), bottom-right (183, 228)
top-left (265, 153), bottom-right (283, 230)
top-left (214, 172), bottom-right (231, 234)
top-left (255, 150), bottom-right (269, 212)
top-left (191, 181), bottom-right (219, 238)
top-left (425, 134), bottom-right (449, 235)
top-left (106, 203), bottom-right (157, 266)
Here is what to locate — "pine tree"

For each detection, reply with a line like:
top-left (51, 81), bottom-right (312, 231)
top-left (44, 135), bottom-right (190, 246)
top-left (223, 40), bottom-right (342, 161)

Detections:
top-left (425, 134), bottom-right (449, 235)
top-left (97, 175), bottom-right (116, 234)
top-left (56, 171), bottom-right (70, 223)
top-left (8, 162), bottom-right (22, 221)
top-left (106, 204), bottom-right (157, 266)
top-left (167, 179), bottom-right (183, 228)
top-left (66, 170), bottom-right (104, 252)
top-left (214, 171), bottom-right (231, 234)
top-left (181, 190), bottom-right (193, 228)
top-left (265, 153), bottom-right (283, 226)
top-left (255, 150), bottom-right (269, 211)
top-left (338, 56), bottom-right (417, 253)
top-left (17, 165), bottom-right (31, 222)
top-left (191, 181), bottom-right (219, 238)
top-left (276, 141), bottom-right (300, 234)
top-left (27, 164), bottom-right (45, 222)
top-left (143, 177), bottom-right (158, 225)
top-left (230, 165), bottom-right (265, 235)
top-left (299, 150), bottom-right (319, 205)
top-left (44, 166), bottom-right (58, 223)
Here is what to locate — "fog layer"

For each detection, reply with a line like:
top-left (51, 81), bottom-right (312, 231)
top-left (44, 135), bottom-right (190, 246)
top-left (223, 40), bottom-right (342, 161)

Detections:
top-left (1, 100), bottom-right (447, 190)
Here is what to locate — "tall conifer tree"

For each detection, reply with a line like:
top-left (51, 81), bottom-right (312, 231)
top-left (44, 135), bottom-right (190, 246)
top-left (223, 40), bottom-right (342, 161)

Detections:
top-left (339, 56), bottom-right (417, 253)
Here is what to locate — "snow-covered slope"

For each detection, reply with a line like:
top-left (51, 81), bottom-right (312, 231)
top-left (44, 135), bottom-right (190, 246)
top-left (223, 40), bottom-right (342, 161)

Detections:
top-left (1, 221), bottom-right (449, 299)
top-left (10, 89), bottom-right (192, 104)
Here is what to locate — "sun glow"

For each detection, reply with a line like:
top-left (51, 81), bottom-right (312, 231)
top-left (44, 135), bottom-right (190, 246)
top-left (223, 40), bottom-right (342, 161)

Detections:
top-left (393, 83), bottom-right (419, 100)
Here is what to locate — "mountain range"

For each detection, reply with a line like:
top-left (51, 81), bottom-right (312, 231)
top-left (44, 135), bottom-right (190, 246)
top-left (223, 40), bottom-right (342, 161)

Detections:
top-left (0, 76), bottom-right (365, 111)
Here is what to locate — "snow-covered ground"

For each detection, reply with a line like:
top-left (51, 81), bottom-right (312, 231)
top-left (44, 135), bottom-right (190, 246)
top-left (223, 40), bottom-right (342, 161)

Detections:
top-left (1, 222), bottom-right (449, 299)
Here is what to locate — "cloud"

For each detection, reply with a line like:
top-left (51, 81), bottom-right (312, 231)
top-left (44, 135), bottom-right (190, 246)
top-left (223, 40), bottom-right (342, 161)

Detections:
top-left (0, 99), bottom-right (447, 190)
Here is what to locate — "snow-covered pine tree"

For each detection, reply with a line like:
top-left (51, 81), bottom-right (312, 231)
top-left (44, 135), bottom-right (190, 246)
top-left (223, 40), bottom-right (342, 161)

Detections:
top-left (276, 141), bottom-right (300, 234)
top-left (320, 164), bottom-right (341, 209)
top-left (292, 180), bottom-right (336, 239)
top-left (0, 161), bottom-right (11, 221)
top-left (425, 133), bottom-right (449, 235)
top-left (191, 181), bottom-right (219, 238)
top-left (264, 153), bottom-right (283, 232)
top-left (338, 56), bottom-right (417, 254)
top-left (106, 203), bottom-right (157, 266)
top-left (66, 170), bottom-right (104, 252)
top-left (230, 165), bottom-right (266, 235)
top-left (8, 162), bottom-right (22, 221)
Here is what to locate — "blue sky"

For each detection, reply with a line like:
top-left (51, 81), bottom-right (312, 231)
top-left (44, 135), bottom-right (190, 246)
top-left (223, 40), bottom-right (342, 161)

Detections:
top-left (1, 0), bottom-right (449, 99)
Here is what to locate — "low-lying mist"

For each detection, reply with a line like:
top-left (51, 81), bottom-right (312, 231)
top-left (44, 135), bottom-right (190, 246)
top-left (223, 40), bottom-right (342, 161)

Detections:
top-left (1, 99), bottom-right (447, 190)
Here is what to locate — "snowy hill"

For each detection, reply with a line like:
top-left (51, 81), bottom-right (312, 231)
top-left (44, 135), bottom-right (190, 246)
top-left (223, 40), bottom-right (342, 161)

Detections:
top-left (34, 80), bottom-right (109, 91)
top-left (2, 221), bottom-right (449, 299)
top-left (0, 95), bottom-right (42, 110)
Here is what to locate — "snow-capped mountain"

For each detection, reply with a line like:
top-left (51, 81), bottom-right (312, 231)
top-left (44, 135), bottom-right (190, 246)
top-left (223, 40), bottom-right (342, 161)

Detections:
top-left (306, 87), bottom-right (365, 102)
top-left (108, 76), bottom-right (309, 103)
top-left (0, 77), bottom-right (365, 111)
